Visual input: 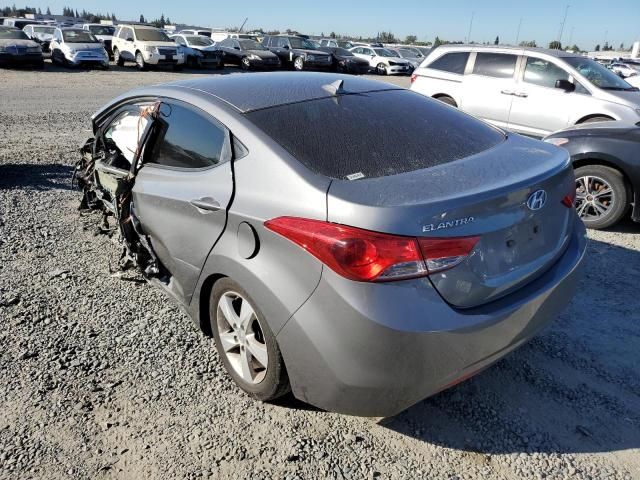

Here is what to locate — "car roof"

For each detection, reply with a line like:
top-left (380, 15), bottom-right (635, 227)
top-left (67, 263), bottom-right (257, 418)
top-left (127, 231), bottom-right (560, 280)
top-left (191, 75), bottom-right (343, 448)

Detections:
top-left (435, 43), bottom-right (579, 58)
top-left (160, 72), bottom-right (402, 113)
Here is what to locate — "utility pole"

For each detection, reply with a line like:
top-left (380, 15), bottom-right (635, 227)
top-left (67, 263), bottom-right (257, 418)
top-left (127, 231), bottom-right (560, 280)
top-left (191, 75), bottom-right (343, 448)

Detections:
top-left (515, 17), bottom-right (523, 45)
top-left (567, 26), bottom-right (574, 47)
top-left (558, 4), bottom-right (570, 43)
top-left (466, 11), bottom-right (475, 43)
top-left (238, 17), bottom-right (248, 32)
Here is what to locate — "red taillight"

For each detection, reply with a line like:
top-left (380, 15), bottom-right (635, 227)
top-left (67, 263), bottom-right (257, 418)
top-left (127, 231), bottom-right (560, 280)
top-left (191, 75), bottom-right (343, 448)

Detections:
top-left (410, 73), bottom-right (417, 83)
top-left (562, 189), bottom-right (576, 207)
top-left (264, 217), bottom-right (479, 282)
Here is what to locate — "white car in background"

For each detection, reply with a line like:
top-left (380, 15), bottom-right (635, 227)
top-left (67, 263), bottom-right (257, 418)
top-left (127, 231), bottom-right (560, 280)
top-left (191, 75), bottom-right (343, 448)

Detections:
top-left (112, 24), bottom-right (184, 70)
top-left (609, 62), bottom-right (638, 78)
top-left (170, 34), bottom-right (222, 68)
top-left (625, 74), bottom-right (640, 88)
top-left (50, 27), bottom-right (109, 68)
top-left (81, 24), bottom-right (116, 59)
top-left (179, 29), bottom-right (212, 37)
top-left (22, 24), bottom-right (55, 53)
top-left (349, 45), bottom-right (411, 75)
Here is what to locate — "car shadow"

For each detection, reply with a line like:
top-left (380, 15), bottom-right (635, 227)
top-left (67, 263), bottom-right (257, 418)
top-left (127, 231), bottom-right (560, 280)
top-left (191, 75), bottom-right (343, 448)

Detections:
top-left (379, 238), bottom-right (640, 456)
top-left (603, 217), bottom-right (640, 234)
top-left (0, 163), bottom-right (73, 191)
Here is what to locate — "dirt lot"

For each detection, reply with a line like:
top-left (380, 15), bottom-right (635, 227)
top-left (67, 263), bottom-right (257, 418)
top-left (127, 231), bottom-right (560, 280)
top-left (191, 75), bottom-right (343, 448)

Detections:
top-left (1, 63), bottom-right (639, 480)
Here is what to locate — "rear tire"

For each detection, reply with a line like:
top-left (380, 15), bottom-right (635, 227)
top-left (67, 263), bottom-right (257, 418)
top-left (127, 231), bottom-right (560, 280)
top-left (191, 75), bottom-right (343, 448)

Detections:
top-left (574, 164), bottom-right (628, 229)
top-left (435, 95), bottom-right (457, 107)
top-left (209, 278), bottom-right (290, 401)
top-left (113, 48), bottom-right (124, 67)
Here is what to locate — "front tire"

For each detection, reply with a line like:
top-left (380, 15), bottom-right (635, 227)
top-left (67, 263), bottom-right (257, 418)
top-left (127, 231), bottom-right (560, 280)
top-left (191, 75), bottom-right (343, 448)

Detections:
top-left (209, 278), bottom-right (290, 401)
top-left (376, 62), bottom-right (388, 75)
top-left (435, 95), bottom-right (457, 107)
top-left (580, 116), bottom-right (613, 124)
top-left (293, 56), bottom-right (304, 71)
top-left (113, 48), bottom-right (124, 67)
top-left (241, 56), bottom-right (251, 71)
top-left (574, 165), bottom-right (628, 229)
top-left (135, 51), bottom-right (147, 71)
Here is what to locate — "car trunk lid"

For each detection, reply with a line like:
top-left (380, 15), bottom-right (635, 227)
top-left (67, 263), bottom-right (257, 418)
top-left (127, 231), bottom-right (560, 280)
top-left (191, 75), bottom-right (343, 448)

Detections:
top-left (327, 134), bottom-right (575, 308)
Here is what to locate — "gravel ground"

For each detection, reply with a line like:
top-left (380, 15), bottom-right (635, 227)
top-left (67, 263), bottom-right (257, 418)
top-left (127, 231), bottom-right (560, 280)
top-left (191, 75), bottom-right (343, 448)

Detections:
top-left (1, 62), bottom-right (639, 480)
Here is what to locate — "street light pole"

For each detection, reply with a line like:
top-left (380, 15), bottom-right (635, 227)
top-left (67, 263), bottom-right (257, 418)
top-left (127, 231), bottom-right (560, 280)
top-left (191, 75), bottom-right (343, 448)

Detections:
top-left (515, 17), bottom-right (522, 45)
top-left (558, 4), bottom-right (570, 44)
top-left (466, 12), bottom-right (474, 43)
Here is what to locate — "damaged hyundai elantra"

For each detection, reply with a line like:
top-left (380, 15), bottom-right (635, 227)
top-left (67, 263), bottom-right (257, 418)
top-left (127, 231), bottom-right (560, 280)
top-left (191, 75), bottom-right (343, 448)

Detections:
top-left (75, 72), bottom-right (587, 417)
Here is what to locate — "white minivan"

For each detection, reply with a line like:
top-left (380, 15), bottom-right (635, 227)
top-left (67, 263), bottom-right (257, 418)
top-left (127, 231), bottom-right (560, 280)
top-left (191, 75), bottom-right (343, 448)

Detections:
top-left (112, 24), bottom-right (184, 70)
top-left (411, 45), bottom-right (640, 137)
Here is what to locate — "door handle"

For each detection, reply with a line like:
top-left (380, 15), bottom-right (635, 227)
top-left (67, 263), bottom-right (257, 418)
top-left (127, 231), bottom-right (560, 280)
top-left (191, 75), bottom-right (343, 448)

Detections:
top-left (501, 90), bottom-right (515, 96)
top-left (514, 92), bottom-right (529, 98)
top-left (190, 197), bottom-right (221, 212)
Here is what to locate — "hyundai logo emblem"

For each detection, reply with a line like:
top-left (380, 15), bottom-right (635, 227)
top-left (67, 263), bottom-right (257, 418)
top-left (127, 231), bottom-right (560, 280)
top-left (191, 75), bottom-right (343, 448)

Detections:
top-left (527, 190), bottom-right (547, 211)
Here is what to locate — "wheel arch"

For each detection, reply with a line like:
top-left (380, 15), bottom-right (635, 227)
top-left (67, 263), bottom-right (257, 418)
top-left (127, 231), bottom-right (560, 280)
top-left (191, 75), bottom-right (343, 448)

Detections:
top-left (432, 94), bottom-right (458, 107)
top-left (197, 273), bottom-right (227, 337)
top-left (575, 113), bottom-right (615, 124)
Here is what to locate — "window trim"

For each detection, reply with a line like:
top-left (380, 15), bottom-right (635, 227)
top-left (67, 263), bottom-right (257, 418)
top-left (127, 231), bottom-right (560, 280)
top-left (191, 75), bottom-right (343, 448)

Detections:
top-left (469, 51), bottom-right (519, 80)
top-left (142, 98), bottom-right (233, 172)
top-left (427, 50), bottom-right (471, 76)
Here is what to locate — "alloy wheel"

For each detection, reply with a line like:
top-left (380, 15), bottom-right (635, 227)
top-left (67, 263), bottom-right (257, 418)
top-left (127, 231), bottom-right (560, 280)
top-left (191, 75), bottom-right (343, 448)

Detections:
top-left (216, 291), bottom-right (268, 384)
top-left (242, 57), bottom-right (251, 70)
top-left (575, 175), bottom-right (615, 221)
top-left (294, 57), bottom-right (304, 70)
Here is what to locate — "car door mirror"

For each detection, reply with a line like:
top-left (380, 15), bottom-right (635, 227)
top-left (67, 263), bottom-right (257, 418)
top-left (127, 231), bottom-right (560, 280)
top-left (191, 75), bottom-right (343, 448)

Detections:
top-left (555, 79), bottom-right (575, 92)
top-left (126, 37), bottom-right (134, 42)
top-left (283, 44), bottom-right (289, 50)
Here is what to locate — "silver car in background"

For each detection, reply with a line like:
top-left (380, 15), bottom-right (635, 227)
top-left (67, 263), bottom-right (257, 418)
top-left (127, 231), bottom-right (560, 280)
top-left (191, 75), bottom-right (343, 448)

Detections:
top-left (76, 73), bottom-right (586, 416)
top-left (411, 45), bottom-right (640, 137)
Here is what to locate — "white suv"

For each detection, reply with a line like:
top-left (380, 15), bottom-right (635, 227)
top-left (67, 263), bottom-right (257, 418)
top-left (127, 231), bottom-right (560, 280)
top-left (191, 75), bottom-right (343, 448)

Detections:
top-left (112, 24), bottom-right (184, 70)
top-left (411, 45), bottom-right (640, 137)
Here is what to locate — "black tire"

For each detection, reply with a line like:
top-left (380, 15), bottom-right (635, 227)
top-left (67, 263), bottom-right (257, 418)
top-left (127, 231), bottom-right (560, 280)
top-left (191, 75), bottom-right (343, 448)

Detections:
top-left (574, 164), bottom-right (629, 229)
top-left (241, 56), bottom-right (251, 71)
top-left (435, 95), bottom-right (457, 107)
top-left (135, 51), bottom-right (147, 71)
top-left (113, 48), bottom-right (124, 67)
top-left (376, 62), bottom-right (388, 75)
top-left (209, 278), bottom-right (290, 401)
top-left (293, 56), bottom-right (304, 71)
top-left (580, 116), bottom-right (613, 124)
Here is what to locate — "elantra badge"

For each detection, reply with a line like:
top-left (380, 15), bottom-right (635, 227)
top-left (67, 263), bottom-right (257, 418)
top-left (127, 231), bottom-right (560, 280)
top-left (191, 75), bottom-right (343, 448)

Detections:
top-left (422, 217), bottom-right (475, 233)
top-left (527, 190), bottom-right (547, 211)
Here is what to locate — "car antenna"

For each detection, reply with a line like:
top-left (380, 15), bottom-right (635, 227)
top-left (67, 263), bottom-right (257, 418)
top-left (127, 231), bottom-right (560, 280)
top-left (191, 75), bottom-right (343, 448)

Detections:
top-left (322, 79), bottom-right (346, 96)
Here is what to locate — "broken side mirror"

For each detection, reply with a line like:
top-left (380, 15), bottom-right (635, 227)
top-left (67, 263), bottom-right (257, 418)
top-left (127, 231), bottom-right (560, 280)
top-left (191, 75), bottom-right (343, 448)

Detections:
top-left (555, 79), bottom-right (575, 92)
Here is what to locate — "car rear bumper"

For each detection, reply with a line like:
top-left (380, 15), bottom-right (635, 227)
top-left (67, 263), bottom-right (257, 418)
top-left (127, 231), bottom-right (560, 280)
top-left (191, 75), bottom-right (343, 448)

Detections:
top-left (276, 217), bottom-right (587, 417)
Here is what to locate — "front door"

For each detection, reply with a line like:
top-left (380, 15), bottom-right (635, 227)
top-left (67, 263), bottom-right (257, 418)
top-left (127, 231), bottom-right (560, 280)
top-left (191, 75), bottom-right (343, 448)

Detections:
top-left (132, 100), bottom-right (234, 302)
top-left (461, 52), bottom-right (519, 130)
top-left (507, 56), bottom-right (590, 137)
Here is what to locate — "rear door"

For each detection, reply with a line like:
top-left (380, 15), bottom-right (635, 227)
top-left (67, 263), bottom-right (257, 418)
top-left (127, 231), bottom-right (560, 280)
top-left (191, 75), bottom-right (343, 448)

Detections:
top-left (132, 100), bottom-right (234, 301)
top-left (461, 51), bottom-right (520, 129)
top-left (507, 55), bottom-right (591, 136)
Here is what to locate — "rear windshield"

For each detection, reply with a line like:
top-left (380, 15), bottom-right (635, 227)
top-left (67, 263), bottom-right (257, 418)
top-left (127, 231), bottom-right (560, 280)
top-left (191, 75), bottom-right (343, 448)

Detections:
top-left (0, 29), bottom-right (28, 39)
top-left (245, 89), bottom-right (504, 180)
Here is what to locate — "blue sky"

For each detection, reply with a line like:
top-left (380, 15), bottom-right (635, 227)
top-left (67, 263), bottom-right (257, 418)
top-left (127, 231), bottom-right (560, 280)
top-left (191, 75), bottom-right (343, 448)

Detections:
top-left (16, 0), bottom-right (640, 49)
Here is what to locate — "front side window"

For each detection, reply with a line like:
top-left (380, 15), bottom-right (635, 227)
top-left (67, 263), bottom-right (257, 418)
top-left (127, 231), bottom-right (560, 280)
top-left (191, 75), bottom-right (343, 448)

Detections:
top-left (428, 52), bottom-right (469, 75)
top-left (148, 103), bottom-right (227, 169)
top-left (276, 37), bottom-right (289, 48)
top-left (564, 56), bottom-right (637, 90)
top-left (473, 52), bottom-right (517, 78)
top-left (524, 57), bottom-right (570, 88)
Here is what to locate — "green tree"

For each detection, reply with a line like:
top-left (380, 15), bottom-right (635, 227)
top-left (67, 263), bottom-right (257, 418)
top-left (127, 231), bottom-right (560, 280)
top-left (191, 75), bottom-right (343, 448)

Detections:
top-left (595, 44), bottom-right (600, 51)
top-left (405, 34), bottom-right (417, 44)
top-left (330, 31), bottom-right (336, 39)
top-left (379, 31), bottom-right (396, 43)
top-left (548, 40), bottom-right (562, 50)
top-left (46, 6), bottom-right (51, 15)
top-left (433, 36), bottom-right (442, 47)
top-left (139, 14), bottom-right (145, 23)
top-left (519, 40), bottom-right (537, 47)
top-left (494, 35), bottom-right (499, 45)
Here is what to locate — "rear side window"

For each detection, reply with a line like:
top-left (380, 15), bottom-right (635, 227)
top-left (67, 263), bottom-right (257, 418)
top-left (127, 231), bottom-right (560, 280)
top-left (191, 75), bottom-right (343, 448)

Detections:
top-left (148, 103), bottom-right (227, 169)
top-left (246, 90), bottom-right (504, 180)
top-left (473, 53), bottom-right (517, 78)
top-left (428, 52), bottom-right (469, 74)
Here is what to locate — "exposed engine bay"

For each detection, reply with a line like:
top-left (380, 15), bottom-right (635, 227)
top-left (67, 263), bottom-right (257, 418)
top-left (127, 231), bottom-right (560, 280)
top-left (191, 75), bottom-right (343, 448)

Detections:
top-left (73, 102), bottom-right (168, 282)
